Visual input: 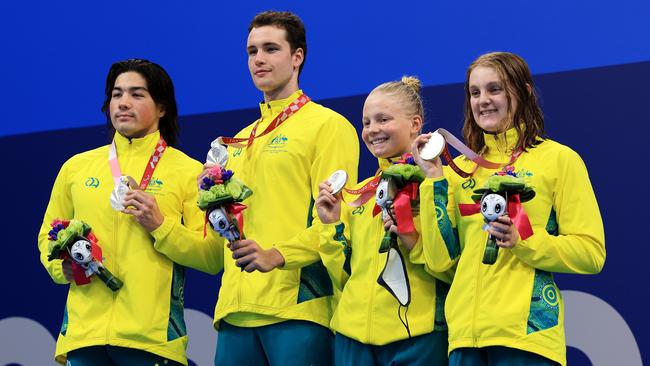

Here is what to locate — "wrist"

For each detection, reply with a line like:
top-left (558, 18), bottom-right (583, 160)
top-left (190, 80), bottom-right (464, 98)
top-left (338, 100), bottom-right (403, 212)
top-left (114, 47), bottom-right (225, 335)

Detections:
top-left (269, 248), bottom-right (286, 268)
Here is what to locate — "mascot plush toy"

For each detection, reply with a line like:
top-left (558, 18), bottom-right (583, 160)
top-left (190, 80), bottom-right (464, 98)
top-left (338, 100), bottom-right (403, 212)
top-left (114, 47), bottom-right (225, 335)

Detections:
top-left (373, 154), bottom-right (425, 310)
top-left (47, 219), bottom-right (123, 291)
top-left (460, 171), bottom-right (535, 264)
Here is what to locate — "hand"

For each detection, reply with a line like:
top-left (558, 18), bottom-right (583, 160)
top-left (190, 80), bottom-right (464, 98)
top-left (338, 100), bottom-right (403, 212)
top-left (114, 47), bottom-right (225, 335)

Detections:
top-left (487, 215), bottom-right (520, 248)
top-left (315, 181), bottom-right (341, 224)
top-left (383, 212), bottom-right (419, 251)
top-left (228, 239), bottom-right (285, 272)
top-left (412, 133), bottom-right (443, 178)
top-left (122, 190), bottom-right (164, 232)
top-left (62, 259), bottom-right (74, 282)
top-left (198, 162), bottom-right (216, 189)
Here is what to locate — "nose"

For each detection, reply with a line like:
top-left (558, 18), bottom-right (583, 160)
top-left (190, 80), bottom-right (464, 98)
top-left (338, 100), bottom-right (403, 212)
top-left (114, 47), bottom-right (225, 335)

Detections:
top-left (478, 91), bottom-right (491, 106)
top-left (118, 94), bottom-right (131, 110)
top-left (252, 50), bottom-right (264, 65)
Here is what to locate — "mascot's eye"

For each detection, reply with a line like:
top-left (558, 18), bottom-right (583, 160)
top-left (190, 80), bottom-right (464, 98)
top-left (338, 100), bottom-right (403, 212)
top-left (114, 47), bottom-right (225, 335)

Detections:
top-left (85, 244), bottom-right (91, 250)
top-left (378, 189), bottom-right (384, 200)
top-left (482, 202), bottom-right (487, 212)
top-left (74, 253), bottom-right (83, 261)
top-left (218, 220), bottom-right (227, 230)
top-left (495, 203), bottom-right (502, 213)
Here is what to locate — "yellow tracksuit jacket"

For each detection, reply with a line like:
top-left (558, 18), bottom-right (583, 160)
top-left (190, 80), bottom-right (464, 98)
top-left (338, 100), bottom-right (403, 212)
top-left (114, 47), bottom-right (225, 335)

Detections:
top-left (37, 131), bottom-right (222, 365)
top-left (214, 90), bottom-right (359, 329)
top-left (420, 127), bottom-right (606, 365)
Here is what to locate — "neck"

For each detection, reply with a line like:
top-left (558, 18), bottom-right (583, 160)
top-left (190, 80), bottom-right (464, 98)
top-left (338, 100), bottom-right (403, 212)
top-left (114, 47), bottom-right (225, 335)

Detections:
top-left (262, 81), bottom-right (299, 103)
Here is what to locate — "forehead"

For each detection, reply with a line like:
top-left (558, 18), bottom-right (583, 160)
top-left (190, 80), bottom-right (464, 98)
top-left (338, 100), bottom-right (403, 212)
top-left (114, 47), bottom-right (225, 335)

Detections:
top-left (363, 91), bottom-right (402, 115)
top-left (114, 71), bottom-right (148, 88)
top-left (469, 66), bottom-right (501, 86)
top-left (247, 25), bottom-right (289, 46)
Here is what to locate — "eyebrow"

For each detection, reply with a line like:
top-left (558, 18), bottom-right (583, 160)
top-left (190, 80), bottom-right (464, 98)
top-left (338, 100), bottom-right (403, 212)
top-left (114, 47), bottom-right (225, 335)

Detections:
top-left (112, 86), bottom-right (148, 92)
top-left (247, 42), bottom-right (281, 50)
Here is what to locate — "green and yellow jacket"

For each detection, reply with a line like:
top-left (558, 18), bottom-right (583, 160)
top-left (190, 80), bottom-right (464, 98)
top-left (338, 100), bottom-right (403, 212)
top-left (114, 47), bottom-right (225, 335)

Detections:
top-left (38, 131), bottom-right (222, 365)
top-left (214, 90), bottom-right (359, 329)
top-left (420, 127), bottom-right (605, 365)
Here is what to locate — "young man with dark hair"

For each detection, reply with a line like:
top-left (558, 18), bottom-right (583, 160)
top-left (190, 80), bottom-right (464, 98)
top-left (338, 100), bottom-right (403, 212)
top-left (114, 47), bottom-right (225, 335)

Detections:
top-left (38, 59), bottom-right (222, 365)
top-left (209, 10), bottom-right (359, 366)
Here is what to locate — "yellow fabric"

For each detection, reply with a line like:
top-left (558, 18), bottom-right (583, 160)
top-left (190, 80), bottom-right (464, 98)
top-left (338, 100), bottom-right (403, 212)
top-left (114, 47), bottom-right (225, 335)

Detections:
top-left (37, 131), bottom-right (222, 365)
top-left (215, 90), bottom-right (360, 329)
top-left (317, 171), bottom-right (449, 345)
top-left (419, 127), bottom-right (606, 366)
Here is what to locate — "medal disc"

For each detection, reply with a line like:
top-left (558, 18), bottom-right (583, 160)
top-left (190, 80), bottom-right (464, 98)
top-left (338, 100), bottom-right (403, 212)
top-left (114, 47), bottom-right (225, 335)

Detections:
top-left (419, 131), bottom-right (445, 161)
top-left (206, 139), bottom-right (229, 166)
top-left (327, 170), bottom-right (348, 195)
top-left (110, 176), bottom-right (130, 211)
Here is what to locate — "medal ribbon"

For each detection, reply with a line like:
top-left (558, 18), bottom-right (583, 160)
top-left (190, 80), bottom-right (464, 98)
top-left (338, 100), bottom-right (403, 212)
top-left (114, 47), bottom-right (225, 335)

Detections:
top-left (217, 94), bottom-right (311, 149)
top-left (108, 137), bottom-right (167, 190)
top-left (435, 128), bottom-right (521, 178)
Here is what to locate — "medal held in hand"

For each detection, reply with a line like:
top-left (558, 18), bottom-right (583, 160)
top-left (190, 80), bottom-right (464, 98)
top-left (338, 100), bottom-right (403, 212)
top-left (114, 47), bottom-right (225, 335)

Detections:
top-left (327, 170), bottom-right (348, 195)
top-left (47, 219), bottom-right (123, 291)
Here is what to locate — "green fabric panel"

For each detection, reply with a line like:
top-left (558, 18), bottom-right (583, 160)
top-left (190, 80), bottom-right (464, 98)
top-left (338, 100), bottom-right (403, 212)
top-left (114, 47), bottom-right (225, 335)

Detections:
top-left (526, 269), bottom-right (560, 334)
top-left (433, 179), bottom-right (460, 259)
top-left (167, 263), bottom-right (187, 341)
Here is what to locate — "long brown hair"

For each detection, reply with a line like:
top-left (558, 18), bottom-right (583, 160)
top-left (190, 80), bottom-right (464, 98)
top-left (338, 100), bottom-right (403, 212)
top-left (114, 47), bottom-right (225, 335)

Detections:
top-left (462, 52), bottom-right (545, 154)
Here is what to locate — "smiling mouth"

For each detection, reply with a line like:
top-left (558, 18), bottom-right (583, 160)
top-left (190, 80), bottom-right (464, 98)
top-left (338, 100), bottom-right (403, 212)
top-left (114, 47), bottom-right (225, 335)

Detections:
top-left (480, 109), bottom-right (498, 116)
top-left (370, 137), bottom-right (388, 146)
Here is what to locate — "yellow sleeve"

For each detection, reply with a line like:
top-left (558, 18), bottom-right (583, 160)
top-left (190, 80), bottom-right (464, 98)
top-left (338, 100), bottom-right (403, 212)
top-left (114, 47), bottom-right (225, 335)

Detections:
top-left (274, 113), bottom-right (359, 270)
top-left (318, 220), bottom-right (352, 291)
top-left (418, 174), bottom-right (461, 273)
top-left (37, 159), bottom-right (73, 284)
top-left (152, 161), bottom-right (224, 275)
top-left (511, 148), bottom-right (605, 274)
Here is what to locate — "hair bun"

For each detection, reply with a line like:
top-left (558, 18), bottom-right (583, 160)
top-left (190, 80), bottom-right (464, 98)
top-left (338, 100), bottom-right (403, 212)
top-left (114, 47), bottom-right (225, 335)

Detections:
top-left (401, 75), bottom-right (422, 94)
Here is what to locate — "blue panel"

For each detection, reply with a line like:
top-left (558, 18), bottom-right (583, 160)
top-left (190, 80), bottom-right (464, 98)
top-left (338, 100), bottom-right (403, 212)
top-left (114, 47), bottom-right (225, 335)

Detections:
top-left (1, 0), bottom-right (649, 136)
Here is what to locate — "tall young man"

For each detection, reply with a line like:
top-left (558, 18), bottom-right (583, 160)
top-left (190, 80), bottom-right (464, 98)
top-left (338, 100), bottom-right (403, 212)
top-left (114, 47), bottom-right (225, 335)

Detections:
top-left (38, 59), bottom-right (222, 365)
top-left (211, 11), bottom-right (359, 366)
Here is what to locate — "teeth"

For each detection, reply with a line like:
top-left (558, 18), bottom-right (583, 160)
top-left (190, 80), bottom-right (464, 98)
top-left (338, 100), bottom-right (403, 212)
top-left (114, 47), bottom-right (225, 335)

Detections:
top-left (371, 138), bottom-right (387, 145)
top-left (481, 110), bottom-right (497, 116)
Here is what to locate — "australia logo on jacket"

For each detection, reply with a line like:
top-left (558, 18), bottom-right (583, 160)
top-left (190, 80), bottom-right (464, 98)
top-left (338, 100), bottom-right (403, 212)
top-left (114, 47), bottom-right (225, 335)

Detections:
top-left (265, 134), bottom-right (289, 153)
top-left (145, 177), bottom-right (164, 194)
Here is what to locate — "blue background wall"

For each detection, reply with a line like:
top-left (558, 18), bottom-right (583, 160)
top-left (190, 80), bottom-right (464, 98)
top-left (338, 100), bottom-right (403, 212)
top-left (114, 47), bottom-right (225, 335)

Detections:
top-left (1, 1), bottom-right (648, 365)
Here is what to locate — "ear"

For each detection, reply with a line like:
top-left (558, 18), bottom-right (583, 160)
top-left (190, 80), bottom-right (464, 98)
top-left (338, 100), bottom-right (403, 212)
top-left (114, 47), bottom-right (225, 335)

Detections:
top-left (411, 115), bottom-right (423, 135)
top-left (292, 48), bottom-right (304, 71)
top-left (525, 83), bottom-right (532, 95)
top-left (157, 104), bottom-right (166, 118)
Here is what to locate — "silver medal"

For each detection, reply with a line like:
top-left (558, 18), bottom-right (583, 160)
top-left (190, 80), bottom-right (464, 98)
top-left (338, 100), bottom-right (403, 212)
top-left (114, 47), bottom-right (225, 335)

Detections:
top-left (419, 131), bottom-right (446, 161)
top-left (327, 170), bottom-right (348, 195)
top-left (110, 176), bottom-right (130, 211)
top-left (206, 138), bottom-right (229, 166)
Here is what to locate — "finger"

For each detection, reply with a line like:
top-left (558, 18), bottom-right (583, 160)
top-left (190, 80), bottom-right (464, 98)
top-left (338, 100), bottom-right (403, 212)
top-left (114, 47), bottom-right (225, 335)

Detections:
top-left (236, 253), bottom-right (257, 269)
top-left (489, 221), bottom-right (509, 233)
top-left (319, 181), bottom-right (333, 192)
top-left (496, 215), bottom-right (513, 225)
top-left (203, 162), bottom-right (216, 169)
top-left (232, 245), bottom-right (257, 259)
top-left (122, 198), bottom-right (147, 212)
top-left (122, 207), bottom-right (143, 217)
